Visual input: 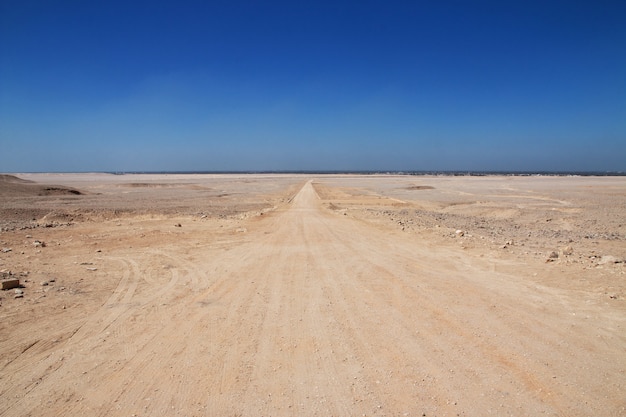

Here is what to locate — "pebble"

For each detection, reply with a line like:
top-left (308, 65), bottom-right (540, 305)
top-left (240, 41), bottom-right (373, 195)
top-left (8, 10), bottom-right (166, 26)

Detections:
top-left (455, 230), bottom-right (464, 237)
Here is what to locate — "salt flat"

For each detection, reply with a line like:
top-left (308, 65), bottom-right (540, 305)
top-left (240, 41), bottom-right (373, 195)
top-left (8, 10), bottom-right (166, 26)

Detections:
top-left (1, 173), bottom-right (625, 416)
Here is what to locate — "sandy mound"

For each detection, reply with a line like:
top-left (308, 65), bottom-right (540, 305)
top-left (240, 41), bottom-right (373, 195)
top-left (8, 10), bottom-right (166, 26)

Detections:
top-left (0, 174), bottom-right (34, 183)
top-left (0, 174), bottom-right (84, 197)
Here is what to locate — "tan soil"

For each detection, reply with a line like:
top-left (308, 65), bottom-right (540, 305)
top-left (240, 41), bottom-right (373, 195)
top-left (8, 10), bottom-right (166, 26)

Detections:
top-left (0, 173), bottom-right (625, 416)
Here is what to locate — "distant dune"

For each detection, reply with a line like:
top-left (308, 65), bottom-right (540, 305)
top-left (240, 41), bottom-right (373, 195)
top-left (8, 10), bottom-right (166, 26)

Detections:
top-left (0, 174), bottom-right (83, 196)
top-left (0, 174), bottom-right (35, 183)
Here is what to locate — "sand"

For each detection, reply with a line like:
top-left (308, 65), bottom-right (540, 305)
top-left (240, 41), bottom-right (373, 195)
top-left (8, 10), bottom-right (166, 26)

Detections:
top-left (1, 173), bottom-right (625, 416)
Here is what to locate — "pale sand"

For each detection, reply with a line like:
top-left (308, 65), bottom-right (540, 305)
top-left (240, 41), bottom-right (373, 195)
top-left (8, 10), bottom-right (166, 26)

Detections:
top-left (1, 173), bottom-right (625, 416)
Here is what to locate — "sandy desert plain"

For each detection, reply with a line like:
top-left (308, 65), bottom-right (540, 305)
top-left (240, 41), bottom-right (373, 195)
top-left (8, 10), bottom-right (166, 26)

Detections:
top-left (0, 172), bottom-right (625, 417)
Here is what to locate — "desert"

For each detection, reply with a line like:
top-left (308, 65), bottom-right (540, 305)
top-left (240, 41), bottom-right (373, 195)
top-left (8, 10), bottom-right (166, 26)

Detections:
top-left (0, 173), bottom-right (625, 416)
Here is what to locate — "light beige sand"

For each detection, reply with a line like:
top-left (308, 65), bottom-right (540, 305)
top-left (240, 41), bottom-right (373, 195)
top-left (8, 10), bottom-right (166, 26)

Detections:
top-left (1, 173), bottom-right (625, 416)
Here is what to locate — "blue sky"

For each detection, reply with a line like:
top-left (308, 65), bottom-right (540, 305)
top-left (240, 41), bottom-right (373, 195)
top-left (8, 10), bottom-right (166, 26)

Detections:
top-left (1, 1), bottom-right (625, 172)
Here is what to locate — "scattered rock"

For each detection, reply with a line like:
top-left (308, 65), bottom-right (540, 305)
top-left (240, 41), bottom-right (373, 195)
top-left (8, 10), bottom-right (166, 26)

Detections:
top-left (174, 223), bottom-right (182, 227)
top-left (14, 288), bottom-right (24, 298)
top-left (33, 240), bottom-right (46, 247)
top-left (95, 249), bottom-right (102, 253)
top-left (1, 248), bottom-right (11, 253)
top-left (455, 230), bottom-right (464, 237)
top-left (86, 267), bottom-right (97, 271)
top-left (41, 281), bottom-right (49, 286)
top-left (561, 246), bottom-right (574, 256)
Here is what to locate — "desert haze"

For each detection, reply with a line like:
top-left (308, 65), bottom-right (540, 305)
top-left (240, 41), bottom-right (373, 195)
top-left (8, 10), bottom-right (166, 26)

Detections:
top-left (0, 173), bottom-right (625, 416)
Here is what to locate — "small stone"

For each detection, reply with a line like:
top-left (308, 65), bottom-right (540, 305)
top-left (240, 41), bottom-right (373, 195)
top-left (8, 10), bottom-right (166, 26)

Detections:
top-left (14, 293), bottom-right (23, 299)
top-left (14, 288), bottom-right (23, 295)
top-left (548, 251), bottom-right (559, 259)
top-left (1, 248), bottom-right (11, 253)
top-left (41, 281), bottom-right (49, 286)
top-left (95, 249), bottom-right (102, 253)
top-left (1, 278), bottom-right (20, 290)
top-left (455, 230), bottom-right (464, 237)
top-left (33, 240), bottom-right (46, 248)
top-left (174, 223), bottom-right (182, 227)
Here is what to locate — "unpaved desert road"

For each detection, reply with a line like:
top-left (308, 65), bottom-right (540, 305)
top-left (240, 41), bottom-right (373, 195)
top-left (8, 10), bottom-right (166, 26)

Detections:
top-left (1, 180), bottom-right (624, 416)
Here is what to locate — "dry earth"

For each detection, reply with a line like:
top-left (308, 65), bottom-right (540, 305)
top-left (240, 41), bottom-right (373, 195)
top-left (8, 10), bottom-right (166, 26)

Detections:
top-left (0, 173), bottom-right (625, 417)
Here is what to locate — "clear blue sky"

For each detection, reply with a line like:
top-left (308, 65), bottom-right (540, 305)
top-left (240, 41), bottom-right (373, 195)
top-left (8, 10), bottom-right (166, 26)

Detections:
top-left (1, 1), bottom-right (625, 172)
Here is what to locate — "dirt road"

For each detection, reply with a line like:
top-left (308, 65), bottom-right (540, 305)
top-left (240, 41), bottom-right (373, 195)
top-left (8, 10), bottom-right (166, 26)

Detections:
top-left (1, 178), bottom-right (625, 416)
